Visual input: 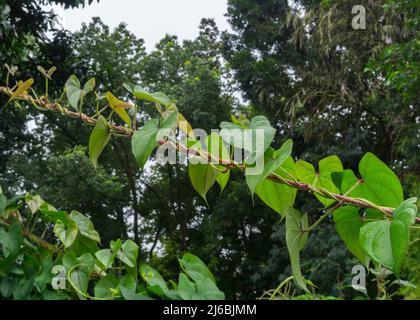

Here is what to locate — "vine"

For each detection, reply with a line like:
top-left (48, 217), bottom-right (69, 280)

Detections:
top-left (0, 69), bottom-right (419, 298)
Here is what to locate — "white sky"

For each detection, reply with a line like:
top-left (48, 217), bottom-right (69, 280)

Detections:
top-left (49, 0), bottom-right (231, 52)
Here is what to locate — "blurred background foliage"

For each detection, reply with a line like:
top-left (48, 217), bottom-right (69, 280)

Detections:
top-left (0, 0), bottom-right (418, 299)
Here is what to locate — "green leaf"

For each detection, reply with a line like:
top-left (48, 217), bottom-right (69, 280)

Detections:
top-left (285, 207), bottom-right (310, 292)
top-left (117, 240), bottom-right (139, 268)
top-left (94, 274), bottom-right (119, 299)
top-left (246, 139), bottom-right (293, 199)
top-left (132, 86), bottom-right (171, 107)
top-left (179, 253), bottom-right (216, 284)
top-left (220, 115), bottom-right (276, 157)
top-left (37, 66), bottom-right (49, 79)
top-left (296, 155), bottom-right (343, 206)
top-left (178, 273), bottom-right (197, 300)
top-left (206, 132), bottom-right (231, 194)
top-left (54, 219), bottom-right (78, 248)
top-left (178, 272), bottom-right (224, 300)
top-left (62, 251), bottom-right (92, 300)
top-left (0, 223), bottom-right (24, 256)
top-left (89, 116), bottom-right (111, 169)
top-left (0, 192), bottom-right (7, 218)
top-left (65, 75), bottom-right (82, 110)
top-left (119, 274), bottom-right (151, 300)
top-left (195, 277), bottom-right (225, 300)
top-left (359, 198), bottom-right (417, 276)
top-left (70, 211), bottom-right (100, 243)
top-left (47, 66), bottom-right (57, 78)
top-left (334, 206), bottom-right (369, 265)
top-left (65, 76), bottom-right (95, 111)
top-left (106, 91), bottom-right (132, 126)
top-left (40, 209), bottom-right (71, 224)
top-left (255, 156), bottom-right (297, 216)
top-left (95, 249), bottom-right (114, 269)
top-left (140, 264), bottom-right (171, 298)
top-left (8, 78), bottom-right (34, 103)
top-left (188, 163), bottom-right (218, 203)
top-left (342, 153), bottom-right (404, 208)
top-left (83, 78), bottom-right (95, 92)
top-left (161, 109), bottom-right (178, 131)
top-left (38, 66), bottom-right (57, 80)
top-left (132, 118), bottom-right (159, 169)
top-left (26, 195), bottom-right (43, 214)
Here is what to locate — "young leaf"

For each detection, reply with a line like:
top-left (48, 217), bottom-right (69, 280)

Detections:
top-left (47, 66), bottom-right (57, 78)
top-left (37, 66), bottom-right (48, 79)
top-left (65, 75), bottom-right (82, 110)
top-left (83, 78), bottom-right (95, 92)
top-left (8, 78), bottom-right (34, 102)
top-left (285, 207), bottom-right (310, 292)
top-left (131, 118), bottom-right (159, 169)
top-left (54, 219), bottom-right (78, 248)
top-left (89, 116), bottom-right (111, 169)
top-left (106, 91), bottom-right (132, 126)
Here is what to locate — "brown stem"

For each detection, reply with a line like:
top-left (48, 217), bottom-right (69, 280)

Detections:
top-left (3, 87), bottom-right (419, 224)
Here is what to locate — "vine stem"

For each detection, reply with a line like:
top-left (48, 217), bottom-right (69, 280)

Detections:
top-left (2, 87), bottom-right (419, 224)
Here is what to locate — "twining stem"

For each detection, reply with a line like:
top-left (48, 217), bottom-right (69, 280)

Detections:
top-left (2, 86), bottom-right (419, 224)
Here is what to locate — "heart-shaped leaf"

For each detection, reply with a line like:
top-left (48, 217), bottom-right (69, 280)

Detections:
top-left (131, 118), bottom-right (159, 169)
top-left (89, 116), bottom-right (111, 169)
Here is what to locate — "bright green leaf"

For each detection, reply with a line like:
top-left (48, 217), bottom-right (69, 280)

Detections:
top-left (89, 116), bottom-right (111, 169)
top-left (131, 118), bottom-right (159, 169)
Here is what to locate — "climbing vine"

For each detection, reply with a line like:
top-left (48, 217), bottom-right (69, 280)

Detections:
top-left (0, 68), bottom-right (418, 299)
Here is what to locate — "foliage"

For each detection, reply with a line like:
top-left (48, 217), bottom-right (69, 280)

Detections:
top-left (0, 71), bottom-right (418, 298)
top-left (0, 191), bottom-right (223, 300)
top-left (0, 0), bottom-right (418, 301)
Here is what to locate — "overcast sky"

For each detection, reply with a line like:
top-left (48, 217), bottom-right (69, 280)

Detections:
top-left (49, 0), bottom-right (231, 52)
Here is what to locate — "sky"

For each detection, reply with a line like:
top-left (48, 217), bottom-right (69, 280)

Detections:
top-left (49, 0), bottom-right (231, 52)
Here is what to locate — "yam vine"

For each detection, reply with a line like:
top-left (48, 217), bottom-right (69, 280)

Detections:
top-left (0, 68), bottom-right (418, 299)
